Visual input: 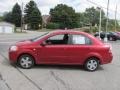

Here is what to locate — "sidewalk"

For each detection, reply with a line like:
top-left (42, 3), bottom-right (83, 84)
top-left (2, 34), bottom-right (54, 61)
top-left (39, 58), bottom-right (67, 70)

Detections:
top-left (0, 55), bottom-right (10, 90)
top-left (0, 55), bottom-right (39, 90)
top-left (0, 74), bottom-right (10, 90)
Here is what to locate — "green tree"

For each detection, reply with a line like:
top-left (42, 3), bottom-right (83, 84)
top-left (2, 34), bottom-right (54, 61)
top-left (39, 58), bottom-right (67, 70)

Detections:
top-left (108, 19), bottom-right (119, 31)
top-left (77, 13), bottom-right (84, 27)
top-left (24, 0), bottom-right (42, 30)
top-left (3, 12), bottom-right (12, 23)
top-left (29, 8), bottom-right (42, 29)
top-left (0, 16), bottom-right (3, 21)
top-left (77, 12), bottom-right (90, 27)
top-left (24, 0), bottom-right (36, 24)
top-left (46, 22), bottom-right (60, 29)
top-left (11, 3), bottom-right (22, 27)
top-left (84, 7), bottom-right (105, 26)
top-left (50, 4), bottom-right (79, 29)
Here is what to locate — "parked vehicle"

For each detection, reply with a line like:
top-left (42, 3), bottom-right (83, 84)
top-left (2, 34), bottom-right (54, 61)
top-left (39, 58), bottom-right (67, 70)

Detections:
top-left (9, 30), bottom-right (113, 71)
top-left (94, 32), bottom-right (119, 41)
top-left (116, 32), bottom-right (120, 35)
top-left (115, 32), bottom-right (120, 40)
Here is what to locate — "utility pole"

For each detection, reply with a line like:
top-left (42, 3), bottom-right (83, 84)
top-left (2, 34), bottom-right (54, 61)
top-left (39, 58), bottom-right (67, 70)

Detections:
top-left (98, 7), bottom-right (102, 40)
top-left (115, 3), bottom-right (117, 32)
top-left (21, 2), bottom-right (23, 32)
top-left (104, 0), bottom-right (110, 42)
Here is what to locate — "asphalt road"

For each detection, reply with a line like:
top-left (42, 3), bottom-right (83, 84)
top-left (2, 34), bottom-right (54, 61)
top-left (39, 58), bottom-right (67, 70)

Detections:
top-left (0, 32), bottom-right (120, 90)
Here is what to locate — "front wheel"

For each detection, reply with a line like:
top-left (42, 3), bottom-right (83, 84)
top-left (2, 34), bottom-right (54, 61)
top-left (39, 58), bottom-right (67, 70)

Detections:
top-left (18, 54), bottom-right (35, 69)
top-left (84, 58), bottom-right (99, 71)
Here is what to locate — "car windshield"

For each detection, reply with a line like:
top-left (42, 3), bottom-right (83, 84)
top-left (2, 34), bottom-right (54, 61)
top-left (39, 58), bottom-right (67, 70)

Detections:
top-left (30, 32), bottom-right (49, 42)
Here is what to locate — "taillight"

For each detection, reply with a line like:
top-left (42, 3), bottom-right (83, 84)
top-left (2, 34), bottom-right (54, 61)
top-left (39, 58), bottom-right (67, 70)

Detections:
top-left (109, 45), bottom-right (112, 51)
top-left (104, 43), bottom-right (112, 53)
top-left (108, 45), bottom-right (112, 53)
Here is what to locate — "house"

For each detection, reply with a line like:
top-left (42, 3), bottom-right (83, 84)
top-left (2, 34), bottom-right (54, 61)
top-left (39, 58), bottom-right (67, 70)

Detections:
top-left (42, 15), bottom-right (51, 27)
top-left (24, 15), bottom-right (51, 30)
top-left (0, 22), bottom-right (15, 33)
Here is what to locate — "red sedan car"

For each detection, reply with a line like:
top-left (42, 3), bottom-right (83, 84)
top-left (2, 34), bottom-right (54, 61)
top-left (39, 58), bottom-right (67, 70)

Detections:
top-left (9, 30), bottom-right (113, 71)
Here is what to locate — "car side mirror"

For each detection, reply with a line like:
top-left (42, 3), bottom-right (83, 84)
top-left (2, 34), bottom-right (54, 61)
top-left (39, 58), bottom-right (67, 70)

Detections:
top-left (41, 42), bottom-right (46, 46)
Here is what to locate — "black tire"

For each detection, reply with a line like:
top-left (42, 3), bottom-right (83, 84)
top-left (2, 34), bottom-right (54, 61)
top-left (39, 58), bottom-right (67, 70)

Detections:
top-left (108, 37), bottom-right (117, 41)
top-left (18, 54), bottom-right (35, 69)
top-left (84, 58), bottom-right (99, 71)
top-left (113, 37), bottom-right (117, 41)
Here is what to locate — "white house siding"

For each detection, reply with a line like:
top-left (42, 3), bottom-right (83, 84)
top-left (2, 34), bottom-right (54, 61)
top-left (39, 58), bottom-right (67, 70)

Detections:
top-left (4, 26), bottom-right (13, 33)
top-left (0, 22), bottom-right (14, 34)
top-left (0, 27), bottom-right (3, 33)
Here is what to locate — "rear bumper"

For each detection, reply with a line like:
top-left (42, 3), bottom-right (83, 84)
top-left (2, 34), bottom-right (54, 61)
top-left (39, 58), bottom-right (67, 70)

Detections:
top-left (101, 53), bottom-right (113, 64)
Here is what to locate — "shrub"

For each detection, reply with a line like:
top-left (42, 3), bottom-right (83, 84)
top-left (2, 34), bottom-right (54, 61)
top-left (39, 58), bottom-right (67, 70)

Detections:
top-left (46, 23), bottom-right (60, 29)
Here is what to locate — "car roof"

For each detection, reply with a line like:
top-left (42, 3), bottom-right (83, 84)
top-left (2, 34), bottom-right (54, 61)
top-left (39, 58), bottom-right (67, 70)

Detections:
top-left (49, 29), bottom-right (94, 38)
top-left (50, 29), bottom-right (90, 35)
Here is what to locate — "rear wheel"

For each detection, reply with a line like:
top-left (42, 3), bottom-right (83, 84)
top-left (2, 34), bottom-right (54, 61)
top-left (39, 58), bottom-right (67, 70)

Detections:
top-left (84, 58), bottom-right (99, 71)
top-left (18, 54), bottom-right (35, 69)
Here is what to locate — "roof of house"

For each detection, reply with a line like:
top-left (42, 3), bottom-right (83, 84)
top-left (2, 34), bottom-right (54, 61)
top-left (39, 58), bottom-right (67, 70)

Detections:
top-left (0, 22), bottom-right (15, 27)
top-left (42, 15), bottom-right (51, 24)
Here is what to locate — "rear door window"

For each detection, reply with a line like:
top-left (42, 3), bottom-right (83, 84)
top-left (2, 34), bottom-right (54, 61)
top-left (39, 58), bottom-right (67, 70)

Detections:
top-left (71, 35), bottom-right (92, 45)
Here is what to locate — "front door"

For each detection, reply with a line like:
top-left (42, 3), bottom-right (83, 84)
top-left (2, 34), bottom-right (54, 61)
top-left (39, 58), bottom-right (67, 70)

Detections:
top-left (37, 34), bottom-right (70, 64)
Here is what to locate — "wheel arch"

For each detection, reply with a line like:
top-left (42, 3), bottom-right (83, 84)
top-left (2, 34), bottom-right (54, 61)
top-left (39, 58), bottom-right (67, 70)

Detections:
top-left (17, 53), bottom-right (36, 64)
top-left (85, 56), bottom-right (100, 63)
top-left (84, 52), bottom-right (103, 64)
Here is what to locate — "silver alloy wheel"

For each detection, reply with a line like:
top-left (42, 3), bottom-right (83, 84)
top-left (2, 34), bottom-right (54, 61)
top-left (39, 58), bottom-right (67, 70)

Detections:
top-left (86, 59), bottom-right (98, 71)
top-left (19, 56), bottom-right (33, 68)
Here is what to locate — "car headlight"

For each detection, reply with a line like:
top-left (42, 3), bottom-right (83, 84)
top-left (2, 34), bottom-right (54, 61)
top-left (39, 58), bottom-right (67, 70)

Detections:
top-left (10, 46), bottom-right (18, 51)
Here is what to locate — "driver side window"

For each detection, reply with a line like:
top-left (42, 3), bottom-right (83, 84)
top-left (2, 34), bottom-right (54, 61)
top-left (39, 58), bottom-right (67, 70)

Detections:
top-left (49, 35), bottom-right (64, 40)
top-left (45, 34), bottom-right (69, 45)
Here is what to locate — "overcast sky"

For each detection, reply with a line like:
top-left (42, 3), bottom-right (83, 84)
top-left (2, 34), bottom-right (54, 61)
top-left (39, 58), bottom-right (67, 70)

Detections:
top-left (0, 0), bottom-right (120, 19)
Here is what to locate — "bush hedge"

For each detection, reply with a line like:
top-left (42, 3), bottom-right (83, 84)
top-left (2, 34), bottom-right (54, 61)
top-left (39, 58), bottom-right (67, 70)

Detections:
top-left (46, 23), bottom-right (60, 29)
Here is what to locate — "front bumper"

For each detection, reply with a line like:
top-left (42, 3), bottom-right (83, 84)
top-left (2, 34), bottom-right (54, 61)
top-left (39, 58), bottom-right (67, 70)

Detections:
top-left (9, 51), bottom-right (18, 63)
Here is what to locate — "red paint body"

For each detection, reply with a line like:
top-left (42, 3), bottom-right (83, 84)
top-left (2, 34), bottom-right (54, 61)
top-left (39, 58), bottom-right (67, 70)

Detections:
top-left (9, 30), bottom-right (113, 65)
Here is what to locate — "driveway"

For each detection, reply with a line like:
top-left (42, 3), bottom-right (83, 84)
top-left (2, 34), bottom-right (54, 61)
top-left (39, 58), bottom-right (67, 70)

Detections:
top-left (0, 32), bottom-right (120, 90)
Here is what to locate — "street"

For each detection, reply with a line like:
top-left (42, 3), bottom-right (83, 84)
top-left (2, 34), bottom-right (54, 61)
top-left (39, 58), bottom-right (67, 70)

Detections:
top-left (0, 32), bottom-right (120, 90)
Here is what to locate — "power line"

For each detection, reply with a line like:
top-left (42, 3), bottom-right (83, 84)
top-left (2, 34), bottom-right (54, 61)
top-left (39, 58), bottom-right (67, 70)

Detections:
top-left (86, 0), bottom-right (120, 16)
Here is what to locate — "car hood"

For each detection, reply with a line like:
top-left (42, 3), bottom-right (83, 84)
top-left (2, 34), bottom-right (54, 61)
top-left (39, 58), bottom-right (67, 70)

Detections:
top-left (15, 39), bottom-right (33, 46)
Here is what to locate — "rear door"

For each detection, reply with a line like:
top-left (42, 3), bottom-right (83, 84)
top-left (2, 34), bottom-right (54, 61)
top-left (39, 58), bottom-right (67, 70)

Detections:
top-left (66, 34), bottom-right (93, 64)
